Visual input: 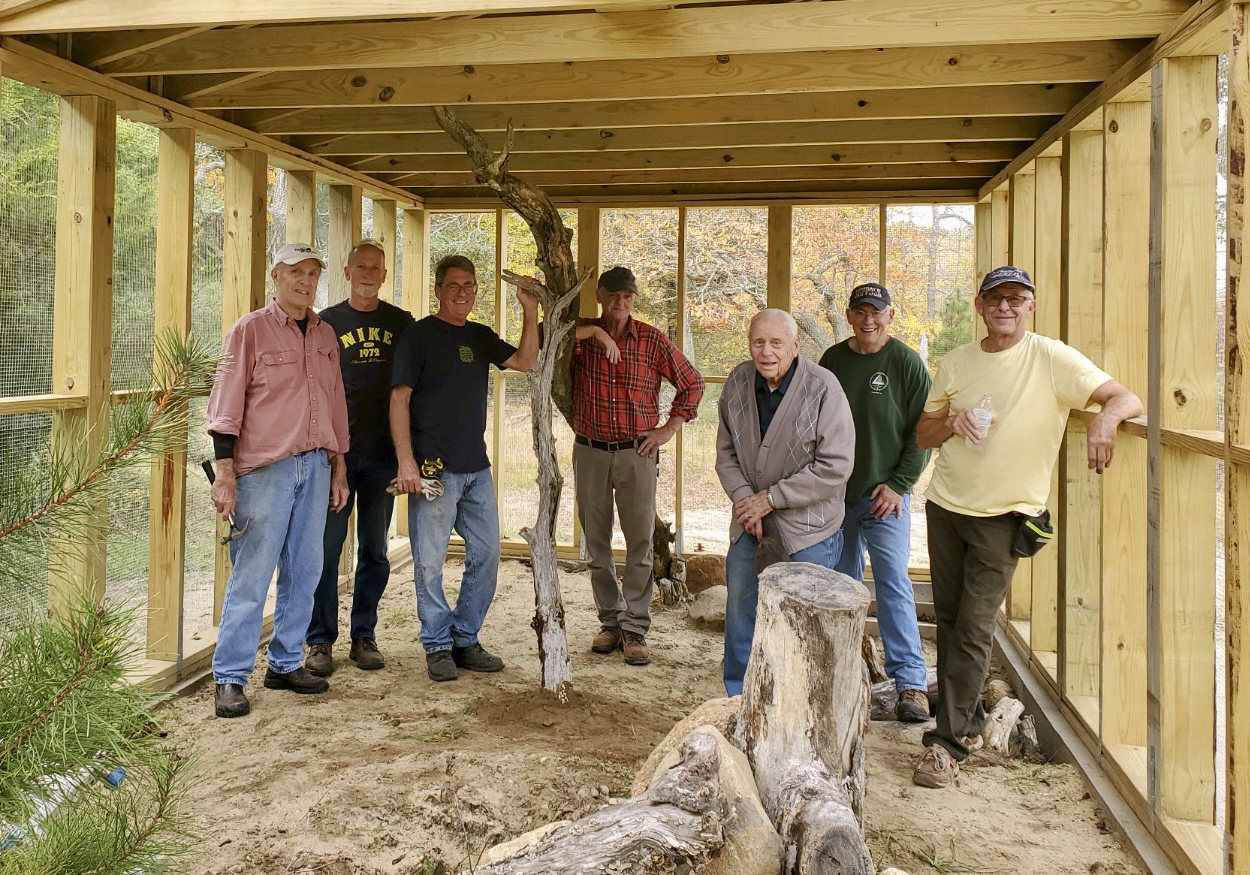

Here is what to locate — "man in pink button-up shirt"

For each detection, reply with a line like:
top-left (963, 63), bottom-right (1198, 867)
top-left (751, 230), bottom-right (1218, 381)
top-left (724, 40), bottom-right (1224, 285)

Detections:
top-left (206, 242), bottom-right (350, 719)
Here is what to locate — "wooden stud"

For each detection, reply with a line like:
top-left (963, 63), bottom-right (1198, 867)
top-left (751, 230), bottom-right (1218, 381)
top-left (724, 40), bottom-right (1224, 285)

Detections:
top-left (146, 126), bottom-right (194, 662)
top-left (1006, 170), bottom-right (1036, 625)
top-left (1100, 100), bottom-right (1150, 755)
top-left (284, 168), bottom-right (316, 245)
top-left (1226, 8), bottom-right (1250, 871)
top-left (675, 206), bottom-right (688, 555)
top-left (395, 207), bottom-right (431, 538)
top-left (49, 95), bottom-right (115, 616)
top-left (215, 147), bottom-right (268, 624)
top-left (1147, 54), bottom-right (1218, 827)
top-left (372, 198), bottom-right (398, 302)
top-left (990, 185), bottom-right (1009, 269)
top-left (1057, 123), bottom-right (1104, 721)
top-left (328, 183), bottom-right (362, 304)
top-left (572, 206), bottom-right (601, 552)
top-left (766, 205), bottom-right (792, 312)
top-left (493, 209), bottom-right (507, 511)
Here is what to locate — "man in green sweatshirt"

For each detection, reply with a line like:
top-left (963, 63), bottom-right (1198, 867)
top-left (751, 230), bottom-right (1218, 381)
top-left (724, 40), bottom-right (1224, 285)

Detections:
top-left (820, 282), bottom-right (932, 723)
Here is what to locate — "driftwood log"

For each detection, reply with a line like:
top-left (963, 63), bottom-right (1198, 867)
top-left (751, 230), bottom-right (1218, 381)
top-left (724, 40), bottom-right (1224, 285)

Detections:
top-left (731, 562), bottom-right (875, 874)
top-left (466, 730), bottom-right (732, 874)
top-left (433, 105), bottom-right (587, 696)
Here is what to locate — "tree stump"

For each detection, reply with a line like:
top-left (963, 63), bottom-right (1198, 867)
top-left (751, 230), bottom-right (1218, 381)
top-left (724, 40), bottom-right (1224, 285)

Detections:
top-left (731, 561), bottom-right (874, 875)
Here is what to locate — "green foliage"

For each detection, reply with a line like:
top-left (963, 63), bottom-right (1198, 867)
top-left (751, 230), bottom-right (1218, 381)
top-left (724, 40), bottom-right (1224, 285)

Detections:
top-left (930, 287), bottom-right (974, 371)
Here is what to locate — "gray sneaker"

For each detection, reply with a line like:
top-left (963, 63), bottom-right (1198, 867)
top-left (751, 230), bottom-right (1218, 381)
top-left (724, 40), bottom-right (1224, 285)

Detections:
top-left (427, 650), bottom-right (458, 682)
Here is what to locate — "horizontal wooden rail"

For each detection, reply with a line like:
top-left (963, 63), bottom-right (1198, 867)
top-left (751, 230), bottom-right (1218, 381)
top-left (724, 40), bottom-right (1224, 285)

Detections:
top-left (0, 393), bottom-right (87, 414)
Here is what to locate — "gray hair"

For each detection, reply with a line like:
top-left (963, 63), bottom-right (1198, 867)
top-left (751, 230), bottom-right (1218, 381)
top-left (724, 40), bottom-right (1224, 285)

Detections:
top-left (749, 308), bottom-right (798, 342)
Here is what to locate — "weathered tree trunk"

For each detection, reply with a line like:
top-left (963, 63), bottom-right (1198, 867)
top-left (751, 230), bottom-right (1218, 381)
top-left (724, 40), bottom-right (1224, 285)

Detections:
top-left (731, 562), bottom-right (874, 875)
top-left (467, 730), bottom-right (732, 874)
top-left (432, 105), bottom-right (587, 695)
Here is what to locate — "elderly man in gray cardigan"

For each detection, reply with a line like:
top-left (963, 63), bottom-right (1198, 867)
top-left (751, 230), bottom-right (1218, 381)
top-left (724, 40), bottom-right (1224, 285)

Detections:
top-left (716, 308), bottom-right (856, 696)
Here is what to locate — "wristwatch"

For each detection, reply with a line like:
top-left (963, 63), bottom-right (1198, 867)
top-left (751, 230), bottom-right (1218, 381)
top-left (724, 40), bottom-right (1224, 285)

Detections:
top-left (766, 489), bottom-right (776, 509)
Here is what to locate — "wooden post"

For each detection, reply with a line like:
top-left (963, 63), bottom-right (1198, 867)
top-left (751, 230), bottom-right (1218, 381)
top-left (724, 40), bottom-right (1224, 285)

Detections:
top-left (572, 207), bottom-right (600, 553)
top-left (1226, 8), bottom-right (1250, 870)
top-left (1058, 123), bottom-right (1104, 725)
top-left (145, 125), bottom-right (194, 661)
top-left (766, 205), bottom-right (792, 311)
top-left (974, 200), bottom-right (991, 342)
top-left (284, 169), bottom-right (316, 246)
top-left (674, 207), bottom-right (689, 554)
top-left (493, 209), bottom-right (508, 509)
top-left (1147, 54), bottom-right (1218, 828)
top-left (372, 198), bottom-right (398, 303)
top-left (1101, 100), bottom-right (1151, 759)
top-left (328, 183), bottom-right (362, 305)
top-left (214, 147), bottom-right (267, 624)
top-left (990, 185), bottom-right (1010, 269)
top-left (1030, 154), bottom-right (1063, 662)
top-left (1007, 170), bottom-right (1036, 625)
top-left (49, 95), bottom-right (115, 616)
top-left (877, 203), bottom-right (887, 285)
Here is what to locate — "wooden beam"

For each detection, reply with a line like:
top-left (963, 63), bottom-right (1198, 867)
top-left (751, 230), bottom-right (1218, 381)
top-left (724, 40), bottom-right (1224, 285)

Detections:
top-left (1030, 154), bottom-right (1063, 656)
top-left (284, 169), bottom-right (316, 245)
top-left (1101, 100), bottom-right (1150, 753)
top-left (240, 84), bottom-right (1092, 137)
top-left (0, 0), bottom-right (767, 32)
top-left (1227, 9), bottom-right (1250, 873)
top-left (410, 181), bottom-right (981, 201)
top-left (356, 142), bottom-right (1021, 175)
top-left (181, 41), bottom-right (1140, 110)
top-left (95, 0), bottom-right (1190, 76)
top-left (1007, 170), bottom-right (1036, 624)
top-left (49, 94), bottom-right (115, 616)
top-left (146, 126), bottom-right (194, 662)
top-left (328, 183), bottom-right (363, 304)
top-left (70, 26), bottom-right (211, 68)
top-left (766, 205), bottom-right (792, 311)
top-left (1147, 54), bottom-right (1218, 828)
top-left (302, 117), bottom-right (1050, 158)
top-left (0, 38), bottom-right (421, 207)
top-left (372, 198), bottom-right (398, 303)
top-left (979, 0), bottom-right (1230, 198)
top-left (577, 207), bottom-right (600, 319)
top-left (1057, 124), bottom-right (1104, 707)
top-left (989, 185), bottom-right (1009, 270)
top-left (384, 162), bottom-right (1005, 189)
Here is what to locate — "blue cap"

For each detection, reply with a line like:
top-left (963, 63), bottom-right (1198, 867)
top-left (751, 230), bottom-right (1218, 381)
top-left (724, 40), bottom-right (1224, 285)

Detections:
top-left (979, 266), bottom-right (1035, 293)
top-left (848, 283), bottom-right (891, 310)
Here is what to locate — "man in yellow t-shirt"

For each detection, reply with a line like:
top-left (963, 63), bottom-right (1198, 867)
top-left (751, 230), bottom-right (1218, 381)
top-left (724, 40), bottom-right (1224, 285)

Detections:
top-left (911, 266), bottom-right (1142, 789)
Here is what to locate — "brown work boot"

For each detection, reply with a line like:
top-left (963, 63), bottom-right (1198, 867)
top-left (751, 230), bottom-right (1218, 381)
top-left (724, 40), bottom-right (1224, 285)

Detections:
top-left (304, 642), bottom-right (334, 677)
top-left (622, 631), bottom-right (651, 666)
top-left (214, 683), bottom-right (250, 718)
top-left (912, 743), bottom-right (959, 789)
top-left (263, 666), bottom-right (329, 694)
top-left (591, 626), bottom-right (623, 654)
top-left (350, 638), bottom-right (385, 670)
top-left (895, 688), bottom-right (931, 723)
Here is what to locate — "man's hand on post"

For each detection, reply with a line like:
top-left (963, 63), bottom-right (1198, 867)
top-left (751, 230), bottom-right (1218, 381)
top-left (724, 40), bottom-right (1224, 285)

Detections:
top-left (869, 483), bottom-right (904, 520)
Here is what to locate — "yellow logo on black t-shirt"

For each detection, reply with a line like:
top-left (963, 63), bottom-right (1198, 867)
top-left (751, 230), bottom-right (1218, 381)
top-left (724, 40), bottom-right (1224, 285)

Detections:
top-left (459, 345), bottom-right (474, 363)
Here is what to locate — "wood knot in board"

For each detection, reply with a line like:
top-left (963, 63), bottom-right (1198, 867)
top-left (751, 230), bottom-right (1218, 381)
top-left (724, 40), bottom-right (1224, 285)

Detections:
top-left (351, 76), bottom-right (367, 88)
top-left (1108, 120), bottom-right (1119, 134)
top-left (1201, 118), bottom-right (1213, 134)
top-left (378, 86), bottom-right (395, 102)
top-left (1173, 388), bottom-right (1188, 407)
top-left (716, 54), bottom-right (730, 64)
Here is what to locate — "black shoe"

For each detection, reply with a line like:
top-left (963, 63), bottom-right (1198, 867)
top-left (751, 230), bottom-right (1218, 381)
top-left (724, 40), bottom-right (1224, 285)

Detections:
top-left (350, 637), bottom-right (386, 670)
top-left (305, 642), bottom-right (334, 677)
top-left (452, 643), bottom-right (504, 673)
top-left (215, 683), bottom-right (250, 718)
top-left (263, 666), bottom-right (329, 694)
top-left (427, 650), bottom-right (458, 682)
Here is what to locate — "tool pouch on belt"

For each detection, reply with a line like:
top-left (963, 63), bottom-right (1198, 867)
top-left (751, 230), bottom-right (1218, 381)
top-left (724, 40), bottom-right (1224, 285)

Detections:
top-left (1011, 508), bottom-right (1054, 558)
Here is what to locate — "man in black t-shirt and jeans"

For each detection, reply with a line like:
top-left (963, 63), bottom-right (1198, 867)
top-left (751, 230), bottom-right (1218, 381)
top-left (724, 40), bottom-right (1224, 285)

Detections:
top-left (305, 239), bottom-right (416, 676)
top-left (389, 254), bottom-right (539, 682)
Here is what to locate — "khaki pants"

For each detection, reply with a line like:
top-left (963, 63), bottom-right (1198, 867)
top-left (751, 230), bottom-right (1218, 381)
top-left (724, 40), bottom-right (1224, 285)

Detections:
top-left (923, 501), bottom-right (1019, 761)
top-left (573, 442), bottom-right (657, 635)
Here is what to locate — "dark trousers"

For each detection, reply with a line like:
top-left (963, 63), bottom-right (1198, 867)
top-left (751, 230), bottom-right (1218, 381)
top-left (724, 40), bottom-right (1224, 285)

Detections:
top-left (923, 501), bottom-right (1019, 762)
top-left (306, 452), bottom-right (397, 645)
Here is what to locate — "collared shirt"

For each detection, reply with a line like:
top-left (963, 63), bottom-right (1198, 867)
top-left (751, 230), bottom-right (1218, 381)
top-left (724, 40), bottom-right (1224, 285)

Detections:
top-left (207, 298), bottom-right (350, 475)
top-left (754, 359), bottom-right (796, 439)
top-left (571, 316), bottom-right (705, 442)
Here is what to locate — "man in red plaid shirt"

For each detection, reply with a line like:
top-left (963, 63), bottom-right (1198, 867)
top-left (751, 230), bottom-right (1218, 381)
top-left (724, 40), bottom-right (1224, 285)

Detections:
top-left (572, 266), bottom-right (705, 665)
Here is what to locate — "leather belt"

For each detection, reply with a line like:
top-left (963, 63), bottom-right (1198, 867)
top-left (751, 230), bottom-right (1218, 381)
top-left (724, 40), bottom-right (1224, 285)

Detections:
top-left (575, 434), bottom-right (638, 452)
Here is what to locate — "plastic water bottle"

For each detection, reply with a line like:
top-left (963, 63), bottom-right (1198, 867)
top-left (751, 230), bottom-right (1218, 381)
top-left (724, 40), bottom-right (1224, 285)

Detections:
top-left (966, 395), bottom-right (995, 450)
top-left (0, 765), bottom-right (126, 850)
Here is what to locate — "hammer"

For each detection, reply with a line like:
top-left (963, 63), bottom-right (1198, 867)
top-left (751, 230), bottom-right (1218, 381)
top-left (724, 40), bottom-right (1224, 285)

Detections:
top-left (201, 460), bottom-right (249, 544)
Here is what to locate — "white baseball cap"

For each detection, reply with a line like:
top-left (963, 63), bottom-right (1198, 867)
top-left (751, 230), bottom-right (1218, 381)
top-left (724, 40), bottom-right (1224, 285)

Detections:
top-left (271, 242), bottom-right (327, 270)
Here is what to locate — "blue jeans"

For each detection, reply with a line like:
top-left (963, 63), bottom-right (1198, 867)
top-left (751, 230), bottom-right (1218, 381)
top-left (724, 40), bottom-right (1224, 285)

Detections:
top-left (307, 452), bottom-right (397, 645)
top-left (835, 494), bottom-right (928, 692)
top-left (723, 529), bottom-right (843, 696)
top-left (213, 450), bottom-right (330, 687)
top-left (408, 467), bottom-right (500, 653)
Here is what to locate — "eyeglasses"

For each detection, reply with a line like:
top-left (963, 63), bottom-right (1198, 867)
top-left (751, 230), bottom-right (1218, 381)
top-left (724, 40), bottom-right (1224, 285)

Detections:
top-left (439, 282), bottom-right (478, 294)
top-left (980, 293), bottom-right (1032, 309)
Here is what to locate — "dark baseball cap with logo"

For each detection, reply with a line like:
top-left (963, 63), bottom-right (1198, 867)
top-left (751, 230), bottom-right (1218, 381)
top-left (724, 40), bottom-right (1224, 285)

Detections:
top-left (848, 283), bottom-right (892, 310)
top-left (597, 265), bottom-right (637, 294)
top-left (979, 265), bottom-right (1035, 294)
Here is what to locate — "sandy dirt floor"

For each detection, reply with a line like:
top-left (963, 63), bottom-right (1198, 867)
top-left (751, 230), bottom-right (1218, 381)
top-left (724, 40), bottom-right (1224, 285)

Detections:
top-left (161, 558), bottom-right (1143, 875)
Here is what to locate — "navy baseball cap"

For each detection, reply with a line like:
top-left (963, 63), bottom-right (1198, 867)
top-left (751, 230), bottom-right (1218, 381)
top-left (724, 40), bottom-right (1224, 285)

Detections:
top-left (597, 265), bottom-right (637, 293)
top-left (848, 283), bottom-right (892, 310)
top-left (979, 266), bottom-right (1035, 294)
